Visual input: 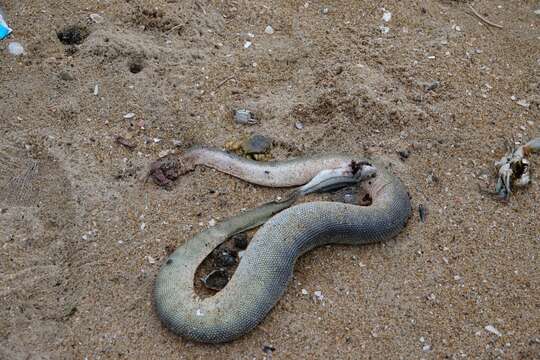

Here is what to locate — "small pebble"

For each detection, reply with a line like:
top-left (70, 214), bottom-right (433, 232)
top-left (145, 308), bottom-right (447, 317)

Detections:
top-left (7, 42), bottom-right (24, 56)
top-left (201, 269), bottom-right (229, 290)
top-left (208, 218), bottom-right (217, 227)
top-left (146, 255), bottom-right (156, 264)
top-left (398, 150), bottom-right (410, 161)
top-left (264, 25), bottom-right (274, 34)
top-left (172, 139), bottom-right (182, 147)
top-left (262, 345), bottom-right (275, 354)
top-left (234, 109), bottom-right (257, 125)
top-left (59, 71), bottom-right (74, 81)
top-left (423, 344), bottom-right (432, 352)
top-left (123, 112), bottom-right (135, 119)
top-left (214, 248), bottom-right (237, 268)
top-left (93, 84), bottom-right (99, 96)
top-left (382, 10), bottom-right (392, 22)
top-left (301, 289), bottom-right (308, 295)
top-left (242, 134), bottom-right (272, 154)
top-left (295, 121), bottom-right (304, 130)
top-left (314, 290), bottom-right (324, 301)
top-left (425, 80), bottom-right (440, 91)
top-left (243, 41), bottom-right (252, 49)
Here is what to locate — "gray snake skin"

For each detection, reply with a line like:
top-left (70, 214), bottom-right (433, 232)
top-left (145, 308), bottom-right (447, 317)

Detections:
top-left (154, 148), bottom-right (411, 343)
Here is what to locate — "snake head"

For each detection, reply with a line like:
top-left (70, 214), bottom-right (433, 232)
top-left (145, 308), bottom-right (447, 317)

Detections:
top-left (298, 161), bottom-right (377, 196)
top-left (352, 161), bottom-right (377, 180)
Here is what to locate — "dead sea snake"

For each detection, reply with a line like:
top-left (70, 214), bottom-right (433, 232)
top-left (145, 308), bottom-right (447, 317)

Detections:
top-left (154, 147), bottom-right (411, 343)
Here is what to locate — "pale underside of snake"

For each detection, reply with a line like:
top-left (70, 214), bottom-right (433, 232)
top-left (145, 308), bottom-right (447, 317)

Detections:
top-left (154, 147), bottom-right (412, 343)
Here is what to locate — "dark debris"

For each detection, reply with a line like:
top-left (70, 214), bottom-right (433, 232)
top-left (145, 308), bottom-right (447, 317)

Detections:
top-left (115, 135), bottom-right (136, 149)
top-left (57, 25), bottom-right (90, 45)
top-left (146, 154), bottom-right (180, 187)
top-left (201, 269), bottom-right (229, 291)
top-left (418, 204), bottom-right (428, 223)
top-left (232, 233), bottom-right (248, 250)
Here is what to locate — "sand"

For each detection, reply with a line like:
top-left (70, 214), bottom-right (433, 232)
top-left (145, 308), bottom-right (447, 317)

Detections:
top-left (0, 0), bottom-right (539, 359)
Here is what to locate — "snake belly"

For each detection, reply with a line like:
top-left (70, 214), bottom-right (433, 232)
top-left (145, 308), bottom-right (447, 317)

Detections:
top-left (154, 149), bottom-right (412, 343)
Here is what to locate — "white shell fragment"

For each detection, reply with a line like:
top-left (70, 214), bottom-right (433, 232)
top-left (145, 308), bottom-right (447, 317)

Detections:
top-left (89, 13), bottom-right (104, 23)
top-left (7, 42), bottom-right (24, 56)
top-left (264, 25), bottom-right (274, 34)
top-left (516, 99), bottom-right (530, 108)
top-left (313, 290), bottom-right (324, 301)
top-left (485, 325), bottom-right (502, 337)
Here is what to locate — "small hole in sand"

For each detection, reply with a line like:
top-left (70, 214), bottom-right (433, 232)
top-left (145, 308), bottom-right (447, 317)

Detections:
top-left (129, 60), bottom-right (144, 74)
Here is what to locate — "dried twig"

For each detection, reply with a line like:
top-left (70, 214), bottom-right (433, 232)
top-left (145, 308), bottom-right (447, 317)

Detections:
top-left (166, 23), bottom-right (184, 34)
top-left (195, 1), bottom-right (207, 15)
top-left (214, 75), bottom-right (235, 91)
top-left (467, 4), bottom-right (503, 29)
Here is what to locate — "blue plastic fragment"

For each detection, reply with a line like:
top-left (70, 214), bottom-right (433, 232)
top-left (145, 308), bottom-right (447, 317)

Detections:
top-left (0, 14), bottom-right (12, 40)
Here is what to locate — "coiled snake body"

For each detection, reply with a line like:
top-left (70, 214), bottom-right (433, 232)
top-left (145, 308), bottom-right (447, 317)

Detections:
top-left (154, 148), bottom-right (411, 343)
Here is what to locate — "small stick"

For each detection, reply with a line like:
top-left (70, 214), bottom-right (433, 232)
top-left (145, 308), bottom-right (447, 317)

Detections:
top-left (467, 4), bottom-right (503, 29)
top-left (214, 75), bottom-right (235, 90)
top-left (195, 1), bottom-right (207, 15)
top-left (166, 23), bottom-right (183, 34)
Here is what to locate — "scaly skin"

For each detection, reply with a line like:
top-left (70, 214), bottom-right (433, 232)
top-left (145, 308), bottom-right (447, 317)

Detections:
top-left (154, 150), bottom-right (411, 343)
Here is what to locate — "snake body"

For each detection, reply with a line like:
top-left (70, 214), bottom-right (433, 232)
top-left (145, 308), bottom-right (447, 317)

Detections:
top-left (154, 148), bottom-right (411, 343)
